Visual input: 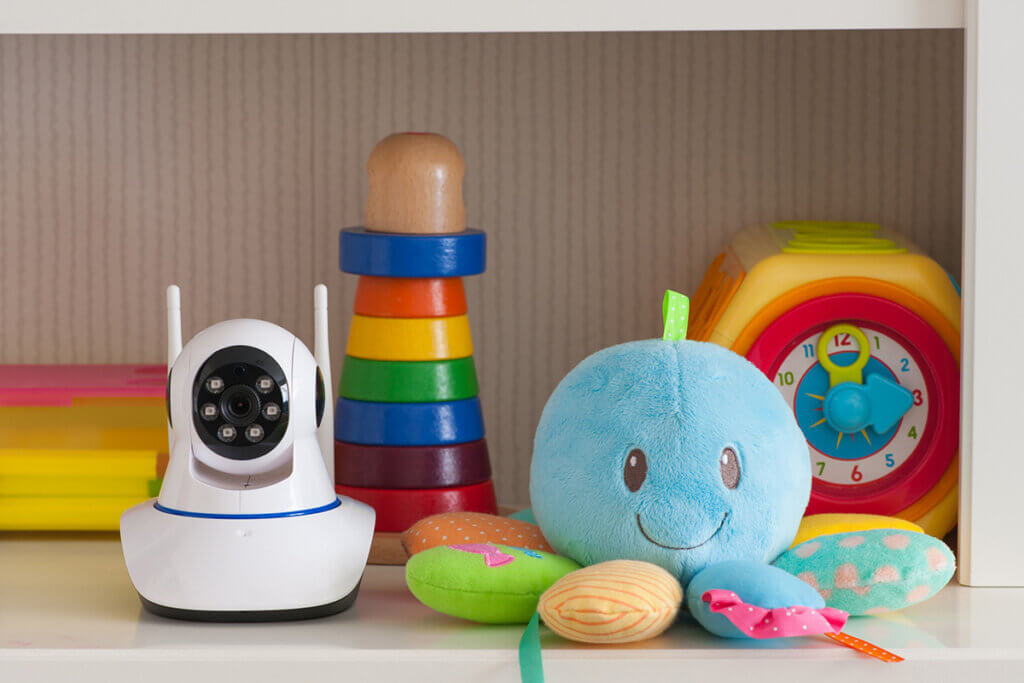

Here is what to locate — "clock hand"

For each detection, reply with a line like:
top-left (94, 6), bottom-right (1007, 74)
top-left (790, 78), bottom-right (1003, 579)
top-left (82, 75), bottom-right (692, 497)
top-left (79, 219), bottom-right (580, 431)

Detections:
top-left (862, 374), bottom-right (914, 433)
top-left (823, 374), bottom-right (914, 436)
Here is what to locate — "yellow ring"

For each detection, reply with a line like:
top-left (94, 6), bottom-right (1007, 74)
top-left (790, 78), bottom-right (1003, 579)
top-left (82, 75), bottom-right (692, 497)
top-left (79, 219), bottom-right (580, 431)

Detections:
top-left (346, 314), bottom-right (473, 361)
top-left (817, 323), bottom-right (871, 386)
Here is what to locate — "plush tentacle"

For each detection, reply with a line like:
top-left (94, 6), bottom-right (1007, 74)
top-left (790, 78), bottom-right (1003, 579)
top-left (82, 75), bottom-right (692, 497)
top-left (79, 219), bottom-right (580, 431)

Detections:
top-left (685, 560), bottom-right (841, 638)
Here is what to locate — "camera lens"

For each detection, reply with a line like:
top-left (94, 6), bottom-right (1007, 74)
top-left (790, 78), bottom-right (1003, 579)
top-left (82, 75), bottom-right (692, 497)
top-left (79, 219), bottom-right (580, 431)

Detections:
top-left (193, 347), bottom-right (289, 460)
top-left (219, 385), bottom-right (260, 425)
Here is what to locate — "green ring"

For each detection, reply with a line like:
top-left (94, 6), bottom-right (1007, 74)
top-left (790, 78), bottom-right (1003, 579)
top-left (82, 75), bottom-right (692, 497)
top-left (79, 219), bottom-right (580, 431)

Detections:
top-left (339, 356), bottom-right (479, 403)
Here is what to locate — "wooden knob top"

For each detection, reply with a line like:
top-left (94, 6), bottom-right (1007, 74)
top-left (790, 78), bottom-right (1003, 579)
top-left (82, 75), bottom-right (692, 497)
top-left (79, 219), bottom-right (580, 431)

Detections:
top-left (364, 133), bottom-right (467, 235)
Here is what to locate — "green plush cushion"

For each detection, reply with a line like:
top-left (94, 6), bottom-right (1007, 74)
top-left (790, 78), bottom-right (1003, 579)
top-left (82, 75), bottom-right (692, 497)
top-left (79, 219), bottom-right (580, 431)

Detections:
top-left (773, 528), bottom-right (955, 616)
top-left (406, 543), bottom-right (581, 624)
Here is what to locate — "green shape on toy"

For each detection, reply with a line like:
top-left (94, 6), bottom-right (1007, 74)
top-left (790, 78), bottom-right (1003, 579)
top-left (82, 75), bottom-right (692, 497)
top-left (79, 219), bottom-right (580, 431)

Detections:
top-left (773, 528), bottom-right (955, 616)
top-left (662, 290), bottom-right (689, 341)
top-left (406, 543), bottom-right (581, 624)
top-left (339, 356), bottom-right (479, 403)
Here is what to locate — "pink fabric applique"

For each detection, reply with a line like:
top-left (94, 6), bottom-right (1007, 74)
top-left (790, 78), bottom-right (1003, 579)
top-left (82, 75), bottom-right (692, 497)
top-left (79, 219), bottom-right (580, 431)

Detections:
top-left (449, 543), bottom-right (515, 567)
top-left (702, 589), bottom-right (848, 639)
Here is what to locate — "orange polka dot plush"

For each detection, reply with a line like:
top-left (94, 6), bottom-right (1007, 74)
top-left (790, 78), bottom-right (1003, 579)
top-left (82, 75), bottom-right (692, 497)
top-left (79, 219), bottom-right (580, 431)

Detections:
top-left (402, 512), bottom-right (553, 556)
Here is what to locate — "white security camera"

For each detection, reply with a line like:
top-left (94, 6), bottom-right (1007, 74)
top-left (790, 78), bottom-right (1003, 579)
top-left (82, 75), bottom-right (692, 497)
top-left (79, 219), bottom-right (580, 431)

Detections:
top-left (120, 285), bottom-right (374, 621)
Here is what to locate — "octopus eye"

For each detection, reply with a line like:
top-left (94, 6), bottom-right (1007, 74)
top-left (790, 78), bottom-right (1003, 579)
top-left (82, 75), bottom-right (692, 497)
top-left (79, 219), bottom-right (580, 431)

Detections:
top-left (720, 447), bottom-right (740, 490)
top-left (623, 448), bottom-right (647, 492)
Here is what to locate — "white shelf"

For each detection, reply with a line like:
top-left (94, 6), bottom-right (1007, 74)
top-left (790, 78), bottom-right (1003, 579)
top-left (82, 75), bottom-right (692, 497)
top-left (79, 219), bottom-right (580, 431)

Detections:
top-left (2, 534), bottom-right (1023, 682)
top-left (0, 0), bottom-right (964, 34)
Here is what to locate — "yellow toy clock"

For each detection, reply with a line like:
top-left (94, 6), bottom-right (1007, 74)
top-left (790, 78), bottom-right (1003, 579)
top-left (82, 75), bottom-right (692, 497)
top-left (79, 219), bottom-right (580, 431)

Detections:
top-left (691, 222), bottom-right (960, 538)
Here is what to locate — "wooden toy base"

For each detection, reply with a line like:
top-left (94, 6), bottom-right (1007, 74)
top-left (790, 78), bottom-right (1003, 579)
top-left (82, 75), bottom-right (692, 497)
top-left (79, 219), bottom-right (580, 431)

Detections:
top-left (367, 532), bottom-right (409, 565)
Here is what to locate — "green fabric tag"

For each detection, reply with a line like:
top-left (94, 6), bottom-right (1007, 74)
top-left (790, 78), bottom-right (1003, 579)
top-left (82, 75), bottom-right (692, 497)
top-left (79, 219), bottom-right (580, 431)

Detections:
top-left (662, 290), bottom-right (690, 341)
top-left (519, 611), bottom-right (544, 683)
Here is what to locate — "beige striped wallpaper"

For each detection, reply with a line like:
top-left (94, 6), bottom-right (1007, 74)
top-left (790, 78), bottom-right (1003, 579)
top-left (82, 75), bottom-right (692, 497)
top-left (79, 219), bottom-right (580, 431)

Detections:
top-left (0, 31), bottom-right (964, 503)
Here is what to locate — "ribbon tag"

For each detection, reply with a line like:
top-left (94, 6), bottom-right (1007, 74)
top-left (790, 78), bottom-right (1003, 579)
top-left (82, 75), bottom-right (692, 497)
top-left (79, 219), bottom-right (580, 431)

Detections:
top-left (662, 290), bottom-right (690, 341)
top-left (518, 611), bottom-right (545, 683)
top-left (824, 631), bottom-right (904, 663)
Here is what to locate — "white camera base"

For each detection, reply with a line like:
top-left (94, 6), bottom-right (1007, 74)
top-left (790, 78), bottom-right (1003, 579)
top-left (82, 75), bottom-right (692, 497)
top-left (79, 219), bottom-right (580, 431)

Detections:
top-left (121, 494), bottom-right (374, 621)
top-left (121, 286), bottom-right (374, 622)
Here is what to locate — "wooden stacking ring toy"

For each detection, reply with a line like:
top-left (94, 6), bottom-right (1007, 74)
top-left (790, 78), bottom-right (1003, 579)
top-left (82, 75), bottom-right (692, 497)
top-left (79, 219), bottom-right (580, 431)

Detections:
top-left (335, 397), bottom-right (485, 447)
top-left (354, 276), bottom-right (467, 318)
top-left (339, 357), bottom-right (478, 403)
top-left (337, 133), bottom-right (499, 551)
top-left (335, 480), bottom-right (498, 533)
top-left (334, 439), bottom-right (491, 489)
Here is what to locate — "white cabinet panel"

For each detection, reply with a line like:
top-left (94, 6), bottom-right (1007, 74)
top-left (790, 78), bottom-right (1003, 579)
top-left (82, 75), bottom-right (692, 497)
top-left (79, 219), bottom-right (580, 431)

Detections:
top-left (959, 0), bottom-right (1024, 586)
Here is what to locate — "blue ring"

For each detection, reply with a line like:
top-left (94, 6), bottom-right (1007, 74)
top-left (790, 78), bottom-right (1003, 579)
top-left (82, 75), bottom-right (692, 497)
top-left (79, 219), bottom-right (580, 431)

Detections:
top-left (154, 498), bottom-right (341, 519)
top-left (335, 397), bottom-right (485, 446)
top-left (339, 227), bottom-right (486, 277)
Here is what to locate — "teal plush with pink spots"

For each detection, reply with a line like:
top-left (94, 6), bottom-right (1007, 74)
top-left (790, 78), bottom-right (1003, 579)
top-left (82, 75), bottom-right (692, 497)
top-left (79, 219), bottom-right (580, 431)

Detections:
top-left (772, 528), bottom-right (955, 616)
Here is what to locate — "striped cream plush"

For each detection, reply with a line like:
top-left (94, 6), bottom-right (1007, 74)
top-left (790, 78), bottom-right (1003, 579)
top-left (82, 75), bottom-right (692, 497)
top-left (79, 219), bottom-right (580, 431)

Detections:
top-left (538, 560), bottom-right (683, 644)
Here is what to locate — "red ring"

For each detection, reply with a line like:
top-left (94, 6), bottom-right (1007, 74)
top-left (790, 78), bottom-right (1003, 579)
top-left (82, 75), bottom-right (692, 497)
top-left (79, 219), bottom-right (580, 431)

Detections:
top-left (334, 439), bottom-right (492, 489)
top-left (335, 481), bottom-right (498, 533)
top-left (746, 293), bottom-right (959, 516)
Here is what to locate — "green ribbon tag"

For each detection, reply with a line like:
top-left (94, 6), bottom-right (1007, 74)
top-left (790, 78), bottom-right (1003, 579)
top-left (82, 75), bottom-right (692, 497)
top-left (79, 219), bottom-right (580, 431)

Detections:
top-left (518, 611), bottom-right (544, 683)
top-left (662, 290), bottom-right (690, 341)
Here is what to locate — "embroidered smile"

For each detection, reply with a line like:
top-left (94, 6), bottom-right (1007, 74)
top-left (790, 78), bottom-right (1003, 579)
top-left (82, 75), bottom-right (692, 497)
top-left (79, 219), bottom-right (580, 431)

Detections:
top-left (636, 512), bottom-right (728, 550)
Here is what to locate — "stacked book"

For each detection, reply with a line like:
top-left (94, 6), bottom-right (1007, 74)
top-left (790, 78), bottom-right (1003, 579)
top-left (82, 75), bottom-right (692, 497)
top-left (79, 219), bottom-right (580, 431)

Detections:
top-left (0, 365), bottom-right (167, 530)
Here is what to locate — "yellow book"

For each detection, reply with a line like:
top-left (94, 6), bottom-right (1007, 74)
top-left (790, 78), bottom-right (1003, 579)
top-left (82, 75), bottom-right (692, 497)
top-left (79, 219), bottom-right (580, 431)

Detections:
top-left (0, 496), bottom-right (150, 530)
top-left (0, 449), bottom-right (157, 478)
top-left (0, 404), bottom-right (167, 451)
top-left (0, 476), bottom-right (160, 497)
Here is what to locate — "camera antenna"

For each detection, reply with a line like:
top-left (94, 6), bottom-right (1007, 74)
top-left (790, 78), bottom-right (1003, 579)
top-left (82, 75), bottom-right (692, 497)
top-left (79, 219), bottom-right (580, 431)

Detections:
top-left (167, 285), bottom-right (182, 373)
top-left (314, 284), bottom-right (334, 479)
top-left (165, 285), bottom-right (183, 455)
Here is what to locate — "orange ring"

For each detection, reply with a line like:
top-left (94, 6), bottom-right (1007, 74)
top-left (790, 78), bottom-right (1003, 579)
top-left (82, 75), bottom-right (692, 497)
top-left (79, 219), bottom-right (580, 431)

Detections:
top-left (354, 276), bottom-right (467, 318)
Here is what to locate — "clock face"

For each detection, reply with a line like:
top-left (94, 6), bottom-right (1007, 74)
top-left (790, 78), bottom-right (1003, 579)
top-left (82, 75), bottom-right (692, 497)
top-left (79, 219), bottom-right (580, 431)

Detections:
top-left (746, 293), bottom-right (959, 516)
top-left (773, 326), bottom-right (927, 487)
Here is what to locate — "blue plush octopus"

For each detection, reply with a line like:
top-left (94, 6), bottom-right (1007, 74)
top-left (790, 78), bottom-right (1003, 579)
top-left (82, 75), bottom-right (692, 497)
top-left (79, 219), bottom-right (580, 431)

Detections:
top-left (529, 336), bottom-right (954, 640)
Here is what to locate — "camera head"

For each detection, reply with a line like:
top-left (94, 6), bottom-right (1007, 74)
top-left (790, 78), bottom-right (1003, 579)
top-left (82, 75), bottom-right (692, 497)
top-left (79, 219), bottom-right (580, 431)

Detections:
top-left (163, 286), bottom-right (333, 480)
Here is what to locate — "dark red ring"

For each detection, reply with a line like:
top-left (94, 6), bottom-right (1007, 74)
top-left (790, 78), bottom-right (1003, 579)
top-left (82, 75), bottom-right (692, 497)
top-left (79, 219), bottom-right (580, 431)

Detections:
top-left (334, 439), bottom-right (492, 489)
